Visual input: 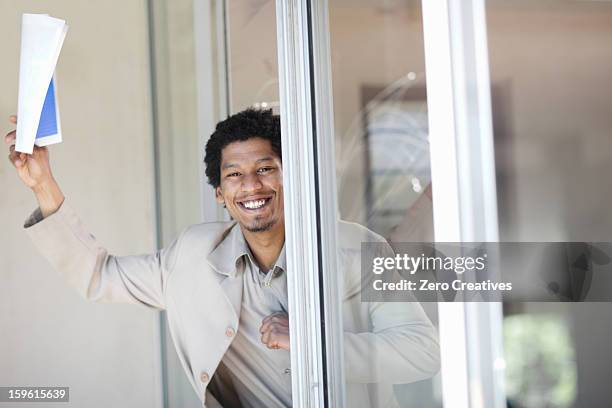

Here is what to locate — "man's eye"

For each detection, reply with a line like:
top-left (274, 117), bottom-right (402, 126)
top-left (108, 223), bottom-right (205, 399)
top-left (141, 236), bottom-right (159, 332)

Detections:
top-left (257, 167), bottom-right (273, 174)
top-left (227, 172), bottom-right (241, 177)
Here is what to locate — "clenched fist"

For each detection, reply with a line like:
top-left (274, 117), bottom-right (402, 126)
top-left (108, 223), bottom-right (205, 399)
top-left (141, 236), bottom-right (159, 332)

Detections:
top-left (260, 311), bottom-right (290, 350)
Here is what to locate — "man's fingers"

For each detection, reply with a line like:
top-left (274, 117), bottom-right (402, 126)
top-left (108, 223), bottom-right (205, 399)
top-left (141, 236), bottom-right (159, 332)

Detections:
top-left (266, 340), bottom-right (280, 350)
top-left (260, 326), bottom-right (289, 350)
top-left (261, 329), bottom-right (280, 348)
top-left (6, 115), bottom-right (18, 163)
top-left (8, 148), bottom-right (24, 167)
top-left (260, 318), bottom-right (288, 335)
top-left (261, 330), bottom-right (271, 345)
top-left (260, 313), bottom-right (290, 350)
top-left (5, 130), bottom-right (16, 145)
top-left (260, 321), bottom-right (271, 334)
top-left (17, 152), bottom-right (27, 167)
top-left (262, 311), bottom-right (288, 326)
top-left (31, 145), bottom-right (47, 158)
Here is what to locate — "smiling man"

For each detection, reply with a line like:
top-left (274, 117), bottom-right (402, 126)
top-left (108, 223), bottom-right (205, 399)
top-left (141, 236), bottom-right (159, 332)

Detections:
top-left (6, 108), bottom-right (440, 408)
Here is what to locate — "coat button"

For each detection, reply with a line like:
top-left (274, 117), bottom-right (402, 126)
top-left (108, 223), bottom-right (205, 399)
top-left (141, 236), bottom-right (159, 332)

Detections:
top-left (225, 327), bottom-right (235, 338)
top-left (200, 372), bottom-right (210, 383)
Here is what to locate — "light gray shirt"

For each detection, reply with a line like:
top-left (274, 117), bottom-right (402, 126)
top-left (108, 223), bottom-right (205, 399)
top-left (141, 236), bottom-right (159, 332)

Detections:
top-left (209, 225), bottom-right (292, 408)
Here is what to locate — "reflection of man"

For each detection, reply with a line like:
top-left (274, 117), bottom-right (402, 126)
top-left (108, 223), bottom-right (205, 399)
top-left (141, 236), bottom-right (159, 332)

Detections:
top-left (6, 109), bottom-right (439, 407)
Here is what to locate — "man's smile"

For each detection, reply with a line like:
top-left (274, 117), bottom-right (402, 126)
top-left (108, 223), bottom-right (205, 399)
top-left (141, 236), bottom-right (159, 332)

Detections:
top-left (237, 195), bottom-right (274, 212)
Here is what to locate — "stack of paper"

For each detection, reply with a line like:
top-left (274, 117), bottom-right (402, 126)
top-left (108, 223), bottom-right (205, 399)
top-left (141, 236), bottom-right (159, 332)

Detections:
top-left (15, 14), bottom-right (69, 154)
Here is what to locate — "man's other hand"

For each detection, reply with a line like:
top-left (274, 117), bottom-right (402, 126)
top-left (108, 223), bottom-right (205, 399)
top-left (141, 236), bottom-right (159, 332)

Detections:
top-left (6, 115), bottom-right (64, 217)
top-left (260, 311), bottom-right (290, 350)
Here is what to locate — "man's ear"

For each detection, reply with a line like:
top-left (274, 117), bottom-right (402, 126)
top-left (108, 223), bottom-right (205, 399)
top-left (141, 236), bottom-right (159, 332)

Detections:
top-left (215, 186), bottom-right (224, 204)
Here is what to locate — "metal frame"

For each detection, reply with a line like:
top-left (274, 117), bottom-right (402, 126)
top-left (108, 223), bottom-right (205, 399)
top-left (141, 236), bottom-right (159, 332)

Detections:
top-left (421, 0), bottom-right (505, 407)
top-left (151, 1), bottom-right (231, 407)
top-left (308, 1), bottom-right (347, 406)
top-left (194, 0), bottom-right (230, 223)
top-left (275, 0), bottom-right (325, 405)
top-left (146, 0), bottom-right (169, 406)
top-left (275, 0), bottom-right (345, 406)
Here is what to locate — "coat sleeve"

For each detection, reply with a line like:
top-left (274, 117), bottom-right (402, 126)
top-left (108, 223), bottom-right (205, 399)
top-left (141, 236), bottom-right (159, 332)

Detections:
top-left (340, 225), bottom-right (440, 384)
top-left (24, 200), bottom-right (182, 310)
top-left (343, 300), bottom-right (440, 384)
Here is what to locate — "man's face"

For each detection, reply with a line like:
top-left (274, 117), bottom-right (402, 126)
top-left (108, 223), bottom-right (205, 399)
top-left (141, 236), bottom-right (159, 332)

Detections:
top-left (215, 137), bottom-right (284, 233)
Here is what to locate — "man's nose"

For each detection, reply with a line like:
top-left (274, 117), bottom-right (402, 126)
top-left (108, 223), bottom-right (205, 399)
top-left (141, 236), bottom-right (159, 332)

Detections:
top-left (241, 173), bottom-right (263, 192)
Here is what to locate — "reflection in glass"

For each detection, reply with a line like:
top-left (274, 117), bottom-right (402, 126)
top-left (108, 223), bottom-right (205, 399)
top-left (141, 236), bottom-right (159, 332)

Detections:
top-left (487, 1), bottom-right (612, 407)
top-left (504, 313), bottom-right (576, 408)
top-left (330, 1), bottom-right (441, 407)
top-left (227, 0), bottom-right (279, 112)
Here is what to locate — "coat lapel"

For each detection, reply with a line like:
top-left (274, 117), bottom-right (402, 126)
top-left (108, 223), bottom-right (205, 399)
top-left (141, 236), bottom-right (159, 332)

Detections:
top-left (206, 223), bottom-right (246, 323)
top-left (219, 273), bottom-right (243, 323)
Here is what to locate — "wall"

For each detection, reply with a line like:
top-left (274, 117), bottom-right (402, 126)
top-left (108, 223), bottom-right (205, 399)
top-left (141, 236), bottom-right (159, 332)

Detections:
top-left (0, 1), bottom-right (163, 407)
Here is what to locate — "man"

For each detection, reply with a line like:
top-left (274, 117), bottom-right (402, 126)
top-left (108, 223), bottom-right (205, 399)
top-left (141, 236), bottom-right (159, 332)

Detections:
top-left (6, 109), bottom-right (439, 407)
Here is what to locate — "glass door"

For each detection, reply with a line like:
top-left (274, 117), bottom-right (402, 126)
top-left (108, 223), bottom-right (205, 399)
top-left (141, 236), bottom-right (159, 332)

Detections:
top-left (277, 1), bottom-right (442, 407)
top-left (170, 0), bottom-right (509, 406)
top-left (276, 0), bottom-right (506, 407)
top-left (326, 1), bottom-right (443, 407)
top-left (484, 1), bottom-right (612, 407)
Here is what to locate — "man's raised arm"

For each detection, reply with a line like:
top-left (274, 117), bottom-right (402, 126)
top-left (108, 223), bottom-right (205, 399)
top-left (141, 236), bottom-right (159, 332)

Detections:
top-left (5, 115), bottom-right (179, 309)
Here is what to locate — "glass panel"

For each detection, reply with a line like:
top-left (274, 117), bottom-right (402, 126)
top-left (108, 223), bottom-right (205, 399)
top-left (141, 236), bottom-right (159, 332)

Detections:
top-left (329, 1), bottom-right (441, 406)
top-left (148, 1), bottom-right (204, 407)
top-left (485, 1), bottom-right (612, 407)
top-left (226, 0), bottom-right (279, 113)
top-left (158, 0), bottom-right (284, 405)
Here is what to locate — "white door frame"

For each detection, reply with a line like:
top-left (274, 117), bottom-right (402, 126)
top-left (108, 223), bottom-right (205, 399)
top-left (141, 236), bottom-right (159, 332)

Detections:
top-left (275, 0), bottom-right (346, 407)
top-left (422, 0), bottom-right (505, 407)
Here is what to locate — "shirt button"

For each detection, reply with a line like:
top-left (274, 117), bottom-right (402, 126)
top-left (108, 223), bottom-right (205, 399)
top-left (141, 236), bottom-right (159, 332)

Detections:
top-left (200, 372), bottom-right (210, 383)
top-left (225, 327), bottom-right (235, 338)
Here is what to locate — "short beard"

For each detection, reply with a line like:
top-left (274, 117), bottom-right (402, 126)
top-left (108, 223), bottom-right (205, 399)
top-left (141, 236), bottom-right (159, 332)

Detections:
top-left (244, 219), bottom-right (275, 233)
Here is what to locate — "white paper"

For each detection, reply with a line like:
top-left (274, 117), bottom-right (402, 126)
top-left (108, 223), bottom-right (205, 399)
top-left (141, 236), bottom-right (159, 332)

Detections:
top-left (15, 14), bottom-right (68, 154)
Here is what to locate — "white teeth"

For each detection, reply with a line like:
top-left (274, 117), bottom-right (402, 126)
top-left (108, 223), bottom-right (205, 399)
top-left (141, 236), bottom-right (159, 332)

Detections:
top-left (243, 199), bottom-right (266, 209)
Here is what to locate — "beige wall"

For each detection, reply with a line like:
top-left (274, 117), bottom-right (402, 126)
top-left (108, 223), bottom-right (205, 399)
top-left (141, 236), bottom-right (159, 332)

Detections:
top-left (0, 1), bottom-right (163, 407)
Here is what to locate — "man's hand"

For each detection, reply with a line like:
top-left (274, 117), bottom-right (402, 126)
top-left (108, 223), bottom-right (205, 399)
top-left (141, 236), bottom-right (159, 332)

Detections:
top-left (260, 311), bottom-right (290, 350)
top-left (5, 115), bottom-right (64, 217)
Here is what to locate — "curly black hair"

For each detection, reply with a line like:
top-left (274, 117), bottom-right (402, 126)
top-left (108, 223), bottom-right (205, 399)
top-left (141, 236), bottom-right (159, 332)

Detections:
top-left (204, 108), bottom-right (282, 188)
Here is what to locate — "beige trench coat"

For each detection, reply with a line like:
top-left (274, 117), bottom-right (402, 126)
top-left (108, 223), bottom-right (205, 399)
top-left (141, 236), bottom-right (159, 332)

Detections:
top-left (25, 201), bottom-right (440, 407)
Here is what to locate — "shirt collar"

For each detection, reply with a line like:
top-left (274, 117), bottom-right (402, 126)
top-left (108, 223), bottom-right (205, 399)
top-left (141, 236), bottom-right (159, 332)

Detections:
top-left (206, 223), bottom-right (286, 276)
top-left (273, 245), bottom-right (286, 274)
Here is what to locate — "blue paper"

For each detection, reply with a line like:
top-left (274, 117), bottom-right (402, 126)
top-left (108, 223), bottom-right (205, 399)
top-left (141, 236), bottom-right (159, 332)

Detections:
top-left (36, 78), bottom-right (58, 139)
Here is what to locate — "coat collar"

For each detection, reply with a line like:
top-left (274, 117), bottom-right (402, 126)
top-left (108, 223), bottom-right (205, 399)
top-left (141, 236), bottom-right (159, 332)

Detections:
top-left (206, 222), bottom-right (287, 276)
top-left (205, 222), bottom-right (287, 324)
top-left (206, 222), bottom-right (247, 277)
